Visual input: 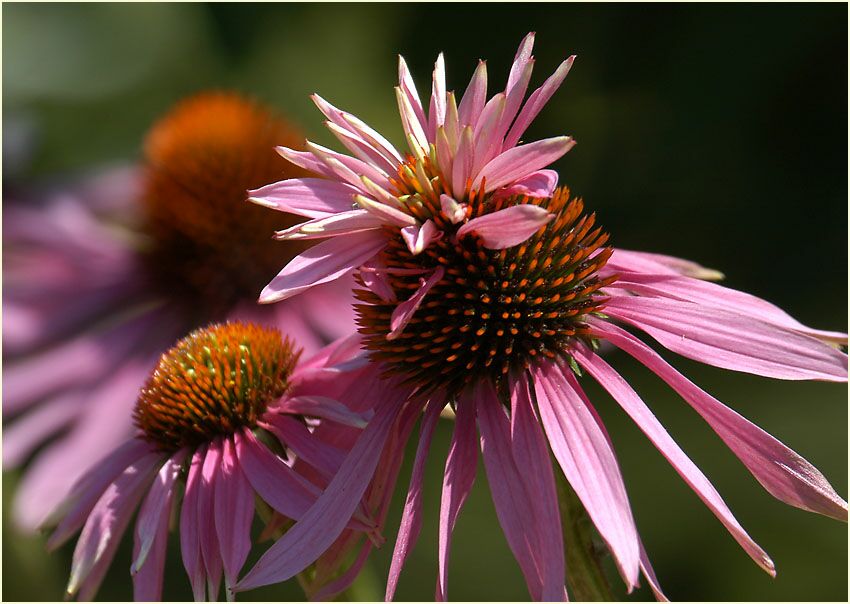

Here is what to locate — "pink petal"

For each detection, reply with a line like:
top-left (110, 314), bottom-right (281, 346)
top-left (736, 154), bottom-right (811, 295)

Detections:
top-left (498, 58), bottom-right (535, 145)
top-left (471, 93), bottom-right (507, 177)
top-left (439, 194), bottom-right (467, 224)
top-left (475, 382), bottom-right (545, 600)
top-left (457, 204), bottom-right (554, 249)
top-left (604, 248), bottom-right (725, 281)
top-left (608, 271), bottom-right (848, 346)
top-left (277, 395), bottom-right (372, 428)
top-left (132, 449), bottom-right (188, 573)
top-left (275, 146), bottom-right (338, 178)
top-left (531, 361), bottom-right (640, 590)
top-left (504, 56), bottom-right (575, 149)
top-left (497, 169), bottom-right (559, 198)
top-left (66, 452), bottom-right (161, 598)
top-left (638, 539), bottom-right (669, 602)
top-left (572, 344), bottom-right (776, 576)
top-left (388, 266), bottom-right (446, 339)
top-left (386, 398), bottom-right (442, 600)
top-left (398, 55), bottom-right (428, 139)
top-left (180, 446), bottom-right (208, 601)
top-left (358, 259), bottom-right (398, 303)
top-left (259, 231), bottom-right (386, 303)
top-left (458, 60), bottom-right (488, 129)
top-left (435, 394), bottom-right (478, 601)
top-left (215, 437), bottom-right (255, 591)
top-left (401, 219), bottom-right (442, 255)
top-left (428, 53), bottom-right (447, 140)
top-left (474, 136), bottom-right (575, 192)
top-left (508, 374), bottom-right (567, 601)
top-left (354, 193), bottom-right (418, 227)
top-left (248, 178), bottom-right (360, 219)
top-left (307, 142), bottom-right (392, 191)
top-left (591, 318), bottom-right (848, 521)
top-left (396, 85), bottom-right (429, 152)
top-left (199, 440), bottom-right (223, 600)
top-left (132, 450), bottom-right (186, 601)
top-left (451, 126), bottom-right (475, 197)
top-left (235, 429), bottom-right (320, 521)
top-left (603, 295), bottom-right (848, 382)
top-left (235, 397), bottom-right (404, 593)
top-left (273, 209), bottom-right (383, 241)
top-left (325, 121), bottom-right (399, 176)
top-left (45, 438), bottom-right (154, 549)
top-left (260, 415), bottom-right (346, 479)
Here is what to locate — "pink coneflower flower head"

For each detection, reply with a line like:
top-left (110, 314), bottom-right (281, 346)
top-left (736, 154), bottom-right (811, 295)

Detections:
top-left (3, 92), bottom-right (358, 532)
top-left (238, 186), bottom-right (847, 600)
top-left (250, 32), bottom-right (576, 304)
top-left (44, 322), bottom-right (377, 601)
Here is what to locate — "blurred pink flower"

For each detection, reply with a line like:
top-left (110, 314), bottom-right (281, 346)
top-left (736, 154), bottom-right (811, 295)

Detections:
top-left (45, 323), bottom-right (377, 601)
top-left (236, 183), bottom-right (847, 599)
top-left (3, 92), bottom-right (358, 532)
top-left (249, 32), bottom-right (576, 304)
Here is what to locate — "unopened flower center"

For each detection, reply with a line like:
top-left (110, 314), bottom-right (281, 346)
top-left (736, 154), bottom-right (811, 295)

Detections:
top-left (141, 92), bottom-right (309, 318)
top-left (134, 322), bottom-right (299, 451)
top-left (356, 188), bottom-right (615, 396)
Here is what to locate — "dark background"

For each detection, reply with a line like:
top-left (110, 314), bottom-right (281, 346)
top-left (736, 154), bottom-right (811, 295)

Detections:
top-left (4, 3), bottom-right (847, 601)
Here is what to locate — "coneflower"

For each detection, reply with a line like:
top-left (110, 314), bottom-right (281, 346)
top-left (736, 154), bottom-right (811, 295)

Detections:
top-left (237, 34), bottom-right (847, 601)
top-left (46, 322), bottom-right (376, 601)
top-left (3, 92), bottom-right (358, 531)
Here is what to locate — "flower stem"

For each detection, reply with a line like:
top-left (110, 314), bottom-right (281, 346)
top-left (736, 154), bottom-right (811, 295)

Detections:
top-left (555, 471), bottom-right (616, 601)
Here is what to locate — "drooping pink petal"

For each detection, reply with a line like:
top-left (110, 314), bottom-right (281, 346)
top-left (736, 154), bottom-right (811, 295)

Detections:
top-left (180, 446), bottom-right (208, 601)
top-left (133, 449), bottom-right (188, 573)
top-left (474, 136), bottom-right (576, 192)
top-left (504, 56), bottom-right (575, 149)
top-left (45, 438), bottom-right (155, 549)
top-left (638, 539), bottom-right (669, 602)
top-left (132, 450), bottom-right (187, 601)
top-left (604, 248), bottom-right (725, 281)
top-left (434, 393), bottom-right (479, 602)
top-left (259, 230), bottom-right (386, 304)
top-left (475, 382), bottom-right (545, 600)
top-left (66, 452), bottom-right (161, 599)
top-left (458, 60), bottom-right (488, 129)
top-left (276, 395), bottom-right (372, 428)
top-left (386, 398), bottom-right (443, 601)
top-left (248, 178), bottom-right (360, 219)
top-left (235, 396), bottom-right (405, 593)
top-left (401, 219), bottom-right (442, 255)
top-left (531, 361), bottom-right (640, 590)
top-left (235, 429), bottom-right (320, 521)
top-left (215, 437), bottom-right (255, 593)
top-left (508, 374), bottom-right (567, 601)
top-left (572, 344), bottom-right (776, 577)
top-left (199, 440), bottom-right (223, 601)
top-left (388, 267), bottom-right (446, 340)
top-left (260, 415), bottom-right (346, 479)
top-left (497, 169), bottom-right (559, 198)
top-left (607, 271), bottom-right (848, 346)
top-left (590, 319), bottom-right (848, 521)
top-left (603, 295), bottom-right (848, 382)
top-left (273, 209), bottom-right (383, 241)
top-left (457, 204), bottom-right (554, 249)
top-left (358, 259), bottom-right (398, 303)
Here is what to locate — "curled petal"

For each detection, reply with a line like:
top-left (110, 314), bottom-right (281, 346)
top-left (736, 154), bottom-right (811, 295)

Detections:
top-left (401, 219), bottom-right (442, 255)
top-left (457, 204), bottom-right (554, 249)
top-left (497, 169), bottom-right (559, 198)
top-left (388, 266), bottom-right (445, 340)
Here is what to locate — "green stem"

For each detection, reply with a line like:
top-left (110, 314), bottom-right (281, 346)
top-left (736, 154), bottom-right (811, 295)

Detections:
top-left (555, 471), bottom-right (616, 601)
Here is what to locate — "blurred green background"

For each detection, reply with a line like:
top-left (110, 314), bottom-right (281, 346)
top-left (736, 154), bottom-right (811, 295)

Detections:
top-left (3, 3), bottom-right (847, 601)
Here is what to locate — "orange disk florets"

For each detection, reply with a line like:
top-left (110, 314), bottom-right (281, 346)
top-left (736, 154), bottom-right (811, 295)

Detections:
top-left (141, 91), bottom-right (309, 317)
top-left (134, 322), bottom-right (299, 451)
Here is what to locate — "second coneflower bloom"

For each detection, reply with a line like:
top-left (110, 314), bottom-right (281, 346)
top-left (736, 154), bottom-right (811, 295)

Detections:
top-left (46, 322), bottom-right (378, 601)
top-left (3, 92), bottom-right (357, 532)
top-left (237, 33), bottom-right (848, 601)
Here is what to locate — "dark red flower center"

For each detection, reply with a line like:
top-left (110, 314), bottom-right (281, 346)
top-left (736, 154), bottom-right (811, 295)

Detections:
top-left (355, 188), bottom-right (615, 397)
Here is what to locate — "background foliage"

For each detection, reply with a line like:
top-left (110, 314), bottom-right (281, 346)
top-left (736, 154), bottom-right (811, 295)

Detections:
top-left (4, 3), bottom-right (847, 601)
